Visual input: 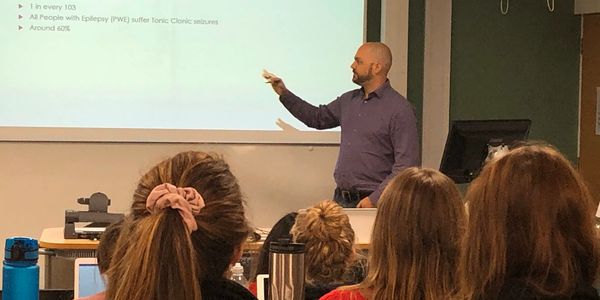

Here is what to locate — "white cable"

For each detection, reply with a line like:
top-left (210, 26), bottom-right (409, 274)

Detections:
top-left (547, 0), bottom-right (555, 12)
top-left (500, 0), bottom-right (509, 15)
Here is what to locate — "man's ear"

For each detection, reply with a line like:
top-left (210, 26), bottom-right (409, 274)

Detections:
top-left (371, 62), bottom-right (383, 75)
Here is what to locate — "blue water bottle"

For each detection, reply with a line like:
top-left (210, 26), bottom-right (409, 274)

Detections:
top-left (2, 237), bottom-right (39, 300)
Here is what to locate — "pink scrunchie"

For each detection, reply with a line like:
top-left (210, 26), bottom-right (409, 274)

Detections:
top-left (145, 183), bottom-right (205, 233)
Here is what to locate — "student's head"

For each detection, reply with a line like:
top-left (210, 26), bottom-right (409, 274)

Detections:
top-left (250, 212), bottom-right (298, 282)
top-left (360, 167), bottom-right (466, 300)
top-left (351, 42), bottom-right (392, 86)
top-left (291, 200), bottom-right (356, 285)
top-left (459, 144), bottom-right (600, 299)
top-left (106, 151), bottom-right (251, 300)
top-left (96, 220), bottom-right (123, 274)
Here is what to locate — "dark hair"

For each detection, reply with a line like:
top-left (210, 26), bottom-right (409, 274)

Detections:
top-left (96, 219), bottom-right (123, 274)
top-left (249, 212), bottom-right (298, 282)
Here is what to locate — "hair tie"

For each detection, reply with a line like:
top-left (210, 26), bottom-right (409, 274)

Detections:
top-left (146, 183), bottom-right (205, 232)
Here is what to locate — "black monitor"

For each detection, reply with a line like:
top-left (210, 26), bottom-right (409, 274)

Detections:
top-left (439, 119), bottom-right (531, 184)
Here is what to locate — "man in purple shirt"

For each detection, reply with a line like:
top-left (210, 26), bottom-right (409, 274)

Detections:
top-left (264, 42), bottom-right (420, 208)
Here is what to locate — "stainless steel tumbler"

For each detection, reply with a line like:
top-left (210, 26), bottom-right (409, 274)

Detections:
top-left (268, 239), bottom-right (305, 300)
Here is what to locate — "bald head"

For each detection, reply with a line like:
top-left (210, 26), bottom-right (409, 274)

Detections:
top-left (351, 42), bottom-right (393, 89)
top-left (360, 42), bottom-right (392, 74)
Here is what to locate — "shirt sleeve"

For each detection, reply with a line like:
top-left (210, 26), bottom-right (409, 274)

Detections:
top-left (279, 90), bottom-right (341, 130)
top-left (369, 105), bottom-right (421, 205)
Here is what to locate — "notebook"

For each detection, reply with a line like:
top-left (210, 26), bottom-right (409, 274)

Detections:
top-left (73, 257), bottom-right (106, 298)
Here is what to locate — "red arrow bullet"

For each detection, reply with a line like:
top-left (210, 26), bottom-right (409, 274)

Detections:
top-left (18, 25), bottom-right (23, 30)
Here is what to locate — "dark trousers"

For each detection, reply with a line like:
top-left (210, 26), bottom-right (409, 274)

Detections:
top-left (333, 188), bottom-right (373, 208)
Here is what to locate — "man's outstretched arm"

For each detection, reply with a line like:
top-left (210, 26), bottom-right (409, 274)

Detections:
top-left (263, 70), bottom-right (341, 130)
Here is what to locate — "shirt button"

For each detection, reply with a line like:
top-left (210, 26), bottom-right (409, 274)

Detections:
top-left (358, 114), bottom-right (361, 117)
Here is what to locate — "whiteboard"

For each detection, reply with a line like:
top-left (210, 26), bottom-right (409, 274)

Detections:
top-left (0, 0), bottom-right (364, 143)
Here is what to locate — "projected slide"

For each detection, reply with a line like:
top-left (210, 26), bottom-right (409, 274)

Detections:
top-left (0, 0), bottom-right (363, 139)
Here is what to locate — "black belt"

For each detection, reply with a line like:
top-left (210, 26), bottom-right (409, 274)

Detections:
top-left (335, 188), bottom-right (372, 202)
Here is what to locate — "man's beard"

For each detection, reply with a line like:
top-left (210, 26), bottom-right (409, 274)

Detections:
top-left (352, 69), bottom-right (374, 85)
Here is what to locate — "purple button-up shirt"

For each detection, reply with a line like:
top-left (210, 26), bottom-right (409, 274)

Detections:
top-left (280, 80), bottom-right (420, 204)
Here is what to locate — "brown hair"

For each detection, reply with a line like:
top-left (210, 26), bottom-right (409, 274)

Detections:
top-left (357, 167), bottom-right (466, 300)
top-left (106, 151), bottom-right (251, 300)
top-left (458, 144), bottom-right (600, 299)
top-left (96, 220), bottom-right (123, 274)
top-left (291, 200), bottom-right (356, 285)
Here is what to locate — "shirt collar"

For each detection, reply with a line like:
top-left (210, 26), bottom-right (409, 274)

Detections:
top-left (361, 79), bottom-right (391, 100)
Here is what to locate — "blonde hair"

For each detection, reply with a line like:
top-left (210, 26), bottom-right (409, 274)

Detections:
top-left (358, 167), bottom-right (466, 300)
top-left (106, 151), bottom-right (251, 300)
top-left (458, 144), bottom-right (600, 299)
top-left (291, 200), bottom-right (356, 285)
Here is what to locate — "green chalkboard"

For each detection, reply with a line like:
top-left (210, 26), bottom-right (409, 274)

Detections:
top-left (408, 0), bottom-right (425, 145)
top-left (451, 0), bottom-right (581, 161)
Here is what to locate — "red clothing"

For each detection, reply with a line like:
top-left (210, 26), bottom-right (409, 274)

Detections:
top-left (320, 288), bottom-right (366, 300)
top-left (248, 280), bottom-right (258, 296)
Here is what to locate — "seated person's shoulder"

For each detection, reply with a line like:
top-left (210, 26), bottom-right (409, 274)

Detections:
top-left (320, 287), bottom-right (365, 300)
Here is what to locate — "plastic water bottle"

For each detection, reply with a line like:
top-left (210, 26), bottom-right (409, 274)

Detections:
top-left (2, 237), bottom-right (39, 300)
top-left (230, 262), bottom-right (248, 287)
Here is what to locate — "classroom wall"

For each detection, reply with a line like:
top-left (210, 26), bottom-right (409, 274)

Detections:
top-left (421, 0), bottom-right (452, 169)
top-left (0, 141), bottom-right (338, 231)
top-left (450, 0), bottom-right (581, 161)
top-left (579, 13), bottom-right (600, 202)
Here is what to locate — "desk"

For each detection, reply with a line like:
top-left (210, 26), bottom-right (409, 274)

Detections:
top-left (40, 227), bottom-right (99, 250)
top-left (39, 227), bottom-right (98, 289)
top-left (39, 227), bottom-right (370, 289)
top-left (39, 227), bottom-right (269, 288)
